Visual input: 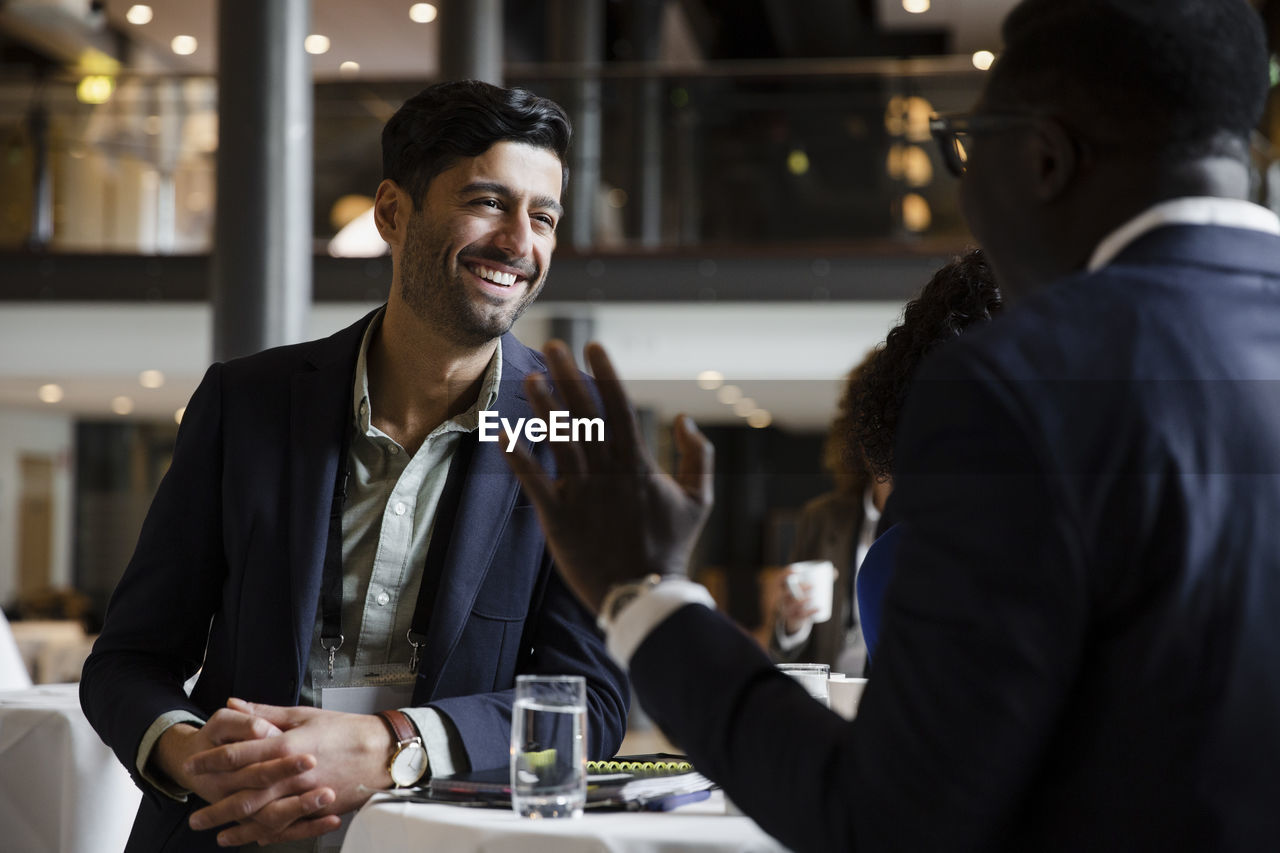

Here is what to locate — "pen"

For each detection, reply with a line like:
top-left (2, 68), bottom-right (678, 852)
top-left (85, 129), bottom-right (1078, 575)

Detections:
top-left (639, 789), bottom-right (712, 812)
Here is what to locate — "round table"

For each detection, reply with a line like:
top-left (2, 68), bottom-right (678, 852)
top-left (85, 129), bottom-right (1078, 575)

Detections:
top-left (342, 790), bottom-right (791, 853)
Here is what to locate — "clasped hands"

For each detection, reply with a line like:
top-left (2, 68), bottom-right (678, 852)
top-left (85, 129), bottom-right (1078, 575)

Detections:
top-left (156, 698), bottom-right (391, 847)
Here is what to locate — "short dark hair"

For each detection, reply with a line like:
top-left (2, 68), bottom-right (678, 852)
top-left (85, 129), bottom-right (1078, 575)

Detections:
top-left (381, 80), bottom-right (572, 207)
top-left (850, 249), bottom-right (1001, 480)
top-left (988, 0), bottom-right (1268, 162)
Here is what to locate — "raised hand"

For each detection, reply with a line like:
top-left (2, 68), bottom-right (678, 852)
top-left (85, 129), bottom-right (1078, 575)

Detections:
top-left (183, 699), bottom-right (391, 846)
top-left (505, 340), bottom-right (715, 612)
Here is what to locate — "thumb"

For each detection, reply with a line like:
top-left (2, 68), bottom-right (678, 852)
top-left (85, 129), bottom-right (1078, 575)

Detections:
top-left (673, 414), bottom-right (714, 507)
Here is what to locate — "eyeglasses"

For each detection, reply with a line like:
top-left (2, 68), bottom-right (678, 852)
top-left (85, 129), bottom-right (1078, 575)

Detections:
top-left (929, 112), bottom-right (1038, 177)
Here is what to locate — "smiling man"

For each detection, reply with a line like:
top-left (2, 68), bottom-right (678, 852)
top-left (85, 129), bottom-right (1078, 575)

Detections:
top-left (80, 81), bottom-right (628, 852)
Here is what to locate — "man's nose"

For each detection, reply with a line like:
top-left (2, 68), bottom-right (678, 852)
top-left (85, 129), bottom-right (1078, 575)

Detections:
top-left (493, 210), bottom-right (535, 259)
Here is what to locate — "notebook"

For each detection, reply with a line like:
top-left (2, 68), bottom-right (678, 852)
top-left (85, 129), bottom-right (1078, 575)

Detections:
top-left (425, 753), bottom-right (713, 811)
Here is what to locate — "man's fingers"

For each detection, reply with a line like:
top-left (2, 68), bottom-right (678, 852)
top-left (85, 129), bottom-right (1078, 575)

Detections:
top-left (505, 435), bottom-right (560, 512)
top-left (227, 697), bottom-right (308, 729)
top-left (212, 796), bottom-right (338, 848)
top-left (204, 708), bottom-right (279, 745)
top-left (248, 786), bottom-right (339, 835)
top-left (185, 737), bottom-right (291, 776)
top-left (520, 374), bottom-right (586, 477)
top-left (673, 414), bottom-right (714, 506)
top-left (582, 342), bottom-right (646, 468)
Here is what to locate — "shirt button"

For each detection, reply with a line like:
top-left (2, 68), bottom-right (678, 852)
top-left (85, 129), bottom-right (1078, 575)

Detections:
top-left (376, 591), bottom-right (390, 606)
top-left (359, 401), bottom-right (368, 415)
top-left (388, 445), bottom-right (399, 455)
top-left (394, 502), bottom-right (407, 516)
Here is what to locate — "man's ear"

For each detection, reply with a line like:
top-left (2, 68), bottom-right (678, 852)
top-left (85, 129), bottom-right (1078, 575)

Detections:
top-left (373, 179), bottom-right (410, 247)
top-left (1028, 117), bottom-right (1079, 202)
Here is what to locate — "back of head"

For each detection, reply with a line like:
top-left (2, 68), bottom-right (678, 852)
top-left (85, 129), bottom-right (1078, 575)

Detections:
top-left (382, 80), bottom-right (572, 206)
top-left (988, 0), bottom-right (1267, 163)
top-left (851, 250), bottom-right (1002, 480)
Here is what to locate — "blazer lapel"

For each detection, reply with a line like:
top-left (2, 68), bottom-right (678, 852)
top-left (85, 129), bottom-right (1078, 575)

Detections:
top-left (415, 334), bottom-right (542, 699)
top-left (286, 310), bottom-right (378, 685)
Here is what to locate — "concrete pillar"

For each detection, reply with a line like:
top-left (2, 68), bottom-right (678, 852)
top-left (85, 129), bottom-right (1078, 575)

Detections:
top-left (626, 0), bottom-right (665, 247)
top-left (548, 0), bottom-right (604, 249)
top-left (439, 0), bottom-right (503, 85)
top-left (211, 0), bottom-right (312, 361)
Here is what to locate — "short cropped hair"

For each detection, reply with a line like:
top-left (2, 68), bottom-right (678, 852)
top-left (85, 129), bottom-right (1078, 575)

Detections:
top-left (850, 249), bottom-right (1001, 480)
top-left (382, 80), bottom-right (572, 206)
top-left (988, 0), bottom-right (1268, 161)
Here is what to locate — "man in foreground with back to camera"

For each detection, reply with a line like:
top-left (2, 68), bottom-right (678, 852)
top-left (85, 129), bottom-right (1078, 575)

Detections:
top-left (505, 1), bottom-right (1280, 850)
top-left (80, 80), bottom-right (628, 851)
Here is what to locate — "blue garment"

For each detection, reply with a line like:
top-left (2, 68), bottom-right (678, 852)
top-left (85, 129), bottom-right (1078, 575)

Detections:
top-left (855, 522), bottom-right (903, 662)
top-left (630, 223), bottom-right (1280, 852)
top-left (80, 309), bottom-right (629, 853)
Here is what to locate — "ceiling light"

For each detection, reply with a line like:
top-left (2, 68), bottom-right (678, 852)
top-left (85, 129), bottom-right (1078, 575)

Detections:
top-left (171, 35), bottom-right (198, 56)
top-left (304, 34), bottom-right (331, 55)
top-left (902, 193), bottom-right (932, 233)
top-left (972, 50), bottom-right (995, 71)
top-left (696, 370), bottom-right (724, 391)
top-left (125, 4), bottom-right (153, 25)
top-left (76, 75), bottom-right (114, 105)
top-left (339, 60), bottom-right (360, 76)
top-left (112, 396), bottom-right (135, 416)
top-left (716, 385), bottom-right (741, 405)
top-left (902, 0), bottom-right (930, 13)
top-left (787, 149), bottom-right (810, 176)
top-left (174, 406), bottom-right (186, 425)
top-left (747, 409), bottom-right (772, 429)
top-left (38, 384), bottom-right (64, 404)
top-left (139, 369), bottom-right (165, 389)
top-left (409, 3), bottom-right (438, 23)
top-left (732, 397), bottom-right (757, 417)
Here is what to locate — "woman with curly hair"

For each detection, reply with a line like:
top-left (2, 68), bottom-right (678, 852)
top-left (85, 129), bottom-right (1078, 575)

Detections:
top-left (852, 248), bottom-right (1001, 660)
top-left (775, 249), bottom-right (1001, 673)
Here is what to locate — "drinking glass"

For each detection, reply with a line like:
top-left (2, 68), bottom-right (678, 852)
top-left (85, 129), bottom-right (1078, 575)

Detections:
top-left (776, 662), bottom-right (831, 707)
top-left (510, 674), bottom-right (587, 818)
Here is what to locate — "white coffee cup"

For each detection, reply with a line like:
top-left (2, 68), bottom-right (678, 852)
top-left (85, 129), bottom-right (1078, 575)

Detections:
top-left (784, 560), bottom-right (837, 624)
top-left (827, 676), bottom-right (868, 720)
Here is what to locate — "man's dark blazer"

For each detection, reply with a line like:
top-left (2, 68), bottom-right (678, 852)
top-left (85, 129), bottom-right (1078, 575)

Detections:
top-left (630, 223), bottom-right (1280, 852)
top-left (80, 309), bottom-right (628, 852)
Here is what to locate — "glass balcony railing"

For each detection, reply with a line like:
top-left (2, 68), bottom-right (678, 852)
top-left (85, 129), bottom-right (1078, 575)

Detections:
top-left (0, 58), bottom-right (991, 256)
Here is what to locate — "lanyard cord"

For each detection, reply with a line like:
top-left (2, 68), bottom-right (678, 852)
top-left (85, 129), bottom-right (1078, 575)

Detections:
top-left (319, 415), bottom-right (479, 678)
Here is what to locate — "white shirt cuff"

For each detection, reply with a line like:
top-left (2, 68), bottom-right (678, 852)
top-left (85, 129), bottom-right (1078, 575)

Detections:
top-left (606, 579), bottom-right (716, 667)
top-left (136, 710), bottom-right (206, 801)
top-left (775, 615), bottom-right (813, 651)
top-left (400, 706), bottom-right (466, 778)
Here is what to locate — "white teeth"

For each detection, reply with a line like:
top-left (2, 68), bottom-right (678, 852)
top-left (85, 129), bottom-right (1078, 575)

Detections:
top-left (472, 266), bottom-right (518, 286)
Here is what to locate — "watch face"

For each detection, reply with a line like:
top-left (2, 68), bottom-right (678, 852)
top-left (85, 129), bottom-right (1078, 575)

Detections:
top-left (391, 742), bottom-right (428, 787)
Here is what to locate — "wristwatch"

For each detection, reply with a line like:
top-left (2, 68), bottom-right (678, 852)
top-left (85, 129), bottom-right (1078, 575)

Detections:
top-left (596, 573), bottom-right (665, 632)
top-left (377, 709), bottom-right (429, 788)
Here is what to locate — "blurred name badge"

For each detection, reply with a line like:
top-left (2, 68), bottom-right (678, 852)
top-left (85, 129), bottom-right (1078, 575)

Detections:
top-left (511, 674), bottom-right (587, 818)
top-left (312, 663), bottom-right (415, 715)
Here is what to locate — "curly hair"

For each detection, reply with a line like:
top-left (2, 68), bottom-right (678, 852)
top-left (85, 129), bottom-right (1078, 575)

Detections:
top-left (849, 249), bottom-right (1001, 480)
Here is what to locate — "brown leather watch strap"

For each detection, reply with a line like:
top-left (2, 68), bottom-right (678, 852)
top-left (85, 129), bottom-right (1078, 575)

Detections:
top-left (377, 709), bottom-right (417, 745)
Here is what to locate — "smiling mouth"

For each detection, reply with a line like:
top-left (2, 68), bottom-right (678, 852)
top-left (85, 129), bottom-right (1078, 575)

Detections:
top-left (466, 263), bottom-right (523, 288)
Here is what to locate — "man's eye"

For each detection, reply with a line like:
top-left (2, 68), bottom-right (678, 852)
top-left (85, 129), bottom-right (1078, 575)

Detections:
top-left (534, 215), bottom-right (556, 228)
top-left (475, 198), bottom-right (500, 209)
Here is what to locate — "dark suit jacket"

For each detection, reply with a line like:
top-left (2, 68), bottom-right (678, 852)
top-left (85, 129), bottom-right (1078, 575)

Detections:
top-left (80, 309), bottom-right (628, 852)
top-left (630, 223), bottom-right (1280, 852)
top-left (771, 490), bottom-right (867, 670)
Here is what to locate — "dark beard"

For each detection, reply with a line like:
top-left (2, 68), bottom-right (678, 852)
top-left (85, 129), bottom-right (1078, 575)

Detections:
top-left (398, 214), bottom-right (546, 348)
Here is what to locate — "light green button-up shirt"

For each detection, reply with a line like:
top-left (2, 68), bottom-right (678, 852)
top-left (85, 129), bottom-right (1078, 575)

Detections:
top-left (137, 308), bottom-right (502, 852)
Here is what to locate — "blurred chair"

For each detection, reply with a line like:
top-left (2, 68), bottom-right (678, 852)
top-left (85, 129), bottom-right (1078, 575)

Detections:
top-left (0, 610), bottom-right (33, 689)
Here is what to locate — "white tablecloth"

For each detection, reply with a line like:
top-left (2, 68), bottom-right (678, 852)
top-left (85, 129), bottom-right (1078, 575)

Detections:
top-left (0, 683), bottom-right (141, 853)
top-left (342, 790), bottom-right (791, 853)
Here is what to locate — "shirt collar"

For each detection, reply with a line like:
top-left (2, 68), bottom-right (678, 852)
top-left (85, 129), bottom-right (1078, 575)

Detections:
top-left (862, 486), bottom-right (882, 524)
top-left (352, 308), bottom-right (504, 437)
top-left (1087, 197), bottom-right (1280, 272)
